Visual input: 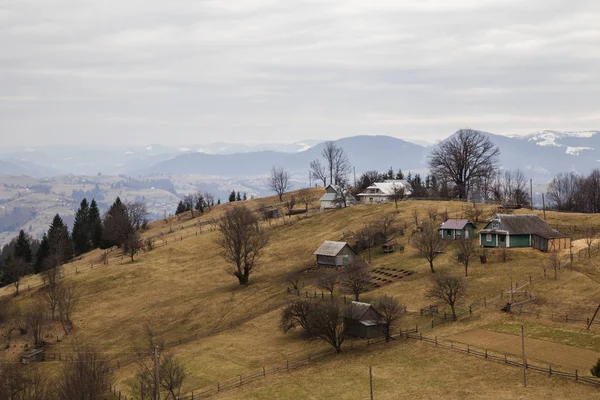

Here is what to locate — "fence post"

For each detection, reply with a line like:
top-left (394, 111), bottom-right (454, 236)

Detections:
top-left (485, 349), bottom-right (488, 359)
top-left (218, 382), bottom-right (220, 392)
top-left (469, 305), bottom-right (472, 315)
top-left (435, 336), bottom-right (437, 346)
top-left (240, 375), bottom-right (242, 385)
top-left (263, 366), bottom-right (266, 377)
top-left (287, 360), bottom-right (289, 371)
top-left (566, 314), bottom-right (568, 322)
top-left (467, 344), bottom-right (470, 354)
top-left (484, 297), bottom-right (486, 308)
top-left (505, 354), bottom-right (507, 364)
top-left (416, 325), bottom-right (418, 333)
top-left (431, 319), bottom-right (434, 329)
top-left (529, 275), bottom-right (532, 284)
top-left (549, 365), bottom-right (552, 376)
top-left (576, 370), bottom-right (578, 381)
top-left (420, 332), bottom-right (422, 341)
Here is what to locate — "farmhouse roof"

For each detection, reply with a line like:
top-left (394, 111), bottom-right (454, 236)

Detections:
top-left (357, 180), bottom-right (413, 197)
top-left (319, 193), bottom-right (338, 201)
top-left (348, 301), bottom-right (385, 323)
top-left (313, 241), bottom-right (356, 256)
top-left (481, 214), bottom-right (569, 239)
top-left (439, 219), bottom-right (472, 230)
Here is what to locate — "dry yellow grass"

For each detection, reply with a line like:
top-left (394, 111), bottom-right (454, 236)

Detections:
top-left (3, 191), bottom-right (600, 397)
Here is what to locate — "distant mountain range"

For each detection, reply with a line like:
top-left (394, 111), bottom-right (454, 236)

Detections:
top-left (0, 130), bottom-right (599, 181)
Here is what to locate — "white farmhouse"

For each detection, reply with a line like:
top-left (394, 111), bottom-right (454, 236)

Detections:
top-left (356, 180), bottom-right (412, 204)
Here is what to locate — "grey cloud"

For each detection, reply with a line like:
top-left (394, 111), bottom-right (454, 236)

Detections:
top-left (0, 0), bottom-right (599, 147)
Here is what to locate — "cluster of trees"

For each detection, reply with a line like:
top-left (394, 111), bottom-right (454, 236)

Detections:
top-left (280, 294), bottom-right (404, 352)
top-left (175, 192), bottom-right (216, 217)
top-left (547, 170), bottom-right (600, 213)
top-left (228, 190), bottom-right (246, 203)
top-left (0, 196), bottom-right (151, 291)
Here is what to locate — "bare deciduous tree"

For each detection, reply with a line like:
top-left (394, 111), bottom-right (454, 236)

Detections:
top-left (26, 300), bottom-right (46, 348)
top-left (426, 274), bottom-right (466, 321)
top-left (457, 239), bottom-right (477, 277)
top-left (427, 207), bottom-right (438, 221)
top-left (284, 195), bottom-right (296, 217)
top-left (411, 208), bottom-right (419, 227)
top-left (466, 203), bottom-right (483, 225)
top-left (412, 221), bottom-right (446, 273)
top-left (42, 266), bottom-right (62, 320)
top-left (269, 166), bottom-right (291, 202)
top-left (548, 252), bottom-right (561, 280)
top-left (0, 364), bottom-right (55, 400)
top-left (390, 184), bottom-right (405, 210)
top-left (297, 188), bottom-right (314, 211)
top-left (59, 346), bottom-right (114, 400)
top-left (374, 295), bottom-right (404, 341)
top-left (310, 159), bottom-right (328, 187)
top-left (321, 141), bottom-right (351, 186)
top-left (216, 206), bottom-right (269, 285)
top-left (159, 353), bottom-right (186, 400)
top-left (5, 256), bottom-right (29, 296)
top-left (123, 230), bottom-right (143, 263)
top-left (310, 300), bottom-right (346, 353)
top-left (429, 128), bottom-right (500, 199)
top-left (344, 261), bottom-right (371, 301)
top-left (127, 201), bottom-right (149, 230)
top-left (584, 225), bottom-right (597, 258)
top-left (57, 282), bottom-right (78, 334)
top-left (318, 271), bottom-right (339, 297)
top-left (280, 299), bottom-right (315, 334)
top-left (285, 270), bottom-right (302, 291)
top-left (374, 212), bottom-right (397, 244)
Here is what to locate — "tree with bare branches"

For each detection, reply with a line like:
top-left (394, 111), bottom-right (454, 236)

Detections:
top-left (26, 300), bottom-right (46, 348)
top-left (466, 203), bottom-right (483, 225)
top-left (374, 212), bottom-right (397, 244)
top-left (59, 345), bottom-right (114, 400)
top-left (285, 270), bottom-right (302, 291)
top-left (584, 225), bottom-right (597, 258)
top-left (457, 239), bottom-right (477, 277)
top-left (548, 252), bottom-right (561, 280)
top-left (390, 184), bottom-right (405, 210)
top-left (269, 166), bottom-right (291, 202)
top-left (43, 266), bottom-right (62, 320)
top-left (310, 300), bottom-right (346, 353)
top-left (344, 261), bottom-right (371, 301)
top-left (426, 274), bottom-right (466, 321)
top-left (216, 206), bottom-right (269, 285)
top-left (374, 295), bottom-right (404, 341)
top-left (124, 230), bottom-right (143, 262)
top-left (297, 188), bottom-right (314, 211)
top-left (318, 271), bottom-right (339, 297)
top-left (58, 282), bottom-right (78, 334)
top-left (321, 141), bottom-right (351, 186)
top-left (412, 221), bottom-right (445, 273)
top-left (429, 128), bottom-right (500, 199)
top-left (284, 195), bottom-right (296, 217)
top-left (310, 160), bottom-right (328, 187)
top-left (280, 299), bottom-right (315, 334)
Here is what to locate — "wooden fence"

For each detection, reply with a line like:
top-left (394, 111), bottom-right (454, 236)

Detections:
top-left (405, 332), bottom-right (600, 387)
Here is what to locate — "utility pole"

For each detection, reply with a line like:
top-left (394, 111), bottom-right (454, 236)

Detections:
top-left (510, 263), bottom-right (513, 303)
top-left (529, 179), bottom-right (533, 210)
top-left (353, 166), bottom-right (357, 188)
top-left (521, 326), bottom-right (527, 387)
top-left (154, 345), bottom-right (160, 400)
top-left (369, 366), bottom-right (374, 400)
top-left (542, 194), bottom-right (547, 221)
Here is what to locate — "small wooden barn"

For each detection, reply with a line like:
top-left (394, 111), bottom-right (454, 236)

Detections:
top-left (439, 219), bottom-right (476, 240)
top-left (21, 348), bottom-right (44, 364)
top-left (344, 301), bottom-right (387, 339)
top-left (479, 214), bottom-right (570, 252)
top-left (314, 241), bottom-right (357, 267)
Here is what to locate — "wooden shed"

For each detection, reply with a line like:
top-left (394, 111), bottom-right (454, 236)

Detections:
top-left (439, 219), bottom-right (476, 240)
top-left (314, 241), bottom-right (357, 267)
top-left (344, 301), bottom-right (387, 339)
top-left (21, 348), bottom-right (44, 364)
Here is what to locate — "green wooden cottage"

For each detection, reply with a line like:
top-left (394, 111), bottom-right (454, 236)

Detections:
top-left (439, 219), bottom-right (476, 240)
top-left (479, 214), bottom-right (571, 252)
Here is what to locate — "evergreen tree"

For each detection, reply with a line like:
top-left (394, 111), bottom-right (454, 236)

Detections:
top-left (88, 199), bottom-right (103, 248)
top-left (47, 214), bottom-right (73, 268)
top-left (387, 167), bottom-right (394, 180)
top-left (396, 169), bottom-right (404, 180)
top-left (243, 192), bottom-right (247, 201)
top-left (175, 201), bottom-right (186, 215)
top-left (229, 191), bottom-right (236, 202)
top-left (102, 197), bottom-right (133, 248)
top-left (217, 199), bottom-right (221, 205)
top-left (72, 198), bottom-right (91, 256)
top-left (14, 230), bottom-right (33, 263)
top-left (35, 233), bottom-right (50, 273)
top-left (195, 194), bottom-right (205, 213)
top-left (236, 191), bottom-right (242, 202)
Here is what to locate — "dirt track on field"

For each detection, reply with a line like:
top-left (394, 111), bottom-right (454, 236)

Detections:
top-left (447, 329), bottom-right (600, 372)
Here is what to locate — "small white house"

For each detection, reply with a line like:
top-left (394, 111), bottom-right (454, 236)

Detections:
top-left (319, 185), bottom-right (356, 210)
top-left (356, 180), bottom-right (412, 204)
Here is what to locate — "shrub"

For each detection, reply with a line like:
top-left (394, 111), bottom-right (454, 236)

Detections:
top-left (591, 359), bottom-right (600, 377)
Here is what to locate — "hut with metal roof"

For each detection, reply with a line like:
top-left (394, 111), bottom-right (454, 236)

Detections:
top-left (439, 219), bottom-right (476, 240)
top-left (344, 301), bottom-right (386, 339)
top-left (313, 241), bottom-right (357, 267)
top-left (479, 214), bottom-right (570, 252)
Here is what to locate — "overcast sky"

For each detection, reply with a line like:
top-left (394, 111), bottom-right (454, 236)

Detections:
top-left (1, 0), bottom-right (599, 147)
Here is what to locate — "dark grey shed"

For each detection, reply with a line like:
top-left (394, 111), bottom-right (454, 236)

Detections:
top-left (21, 348), bottom-right (44, 363)
top-left (344, 301), bottom-right (387, 339)
top-left (313, 241), bottom-right (357, 267)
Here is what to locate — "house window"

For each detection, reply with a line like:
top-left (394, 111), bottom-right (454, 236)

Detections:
top-left (492, 223), bottom-right (499, 229)
top-left (486, 234), bottom-right (492, 242)
top-left (369, 198), bottom-right (373, 203)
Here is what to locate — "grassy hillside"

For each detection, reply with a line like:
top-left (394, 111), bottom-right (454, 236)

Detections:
top-left (2, 188), bottom-right (600, 398)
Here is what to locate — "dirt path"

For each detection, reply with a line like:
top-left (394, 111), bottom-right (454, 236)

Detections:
top-left (447, 329), bottom-right (600, 372)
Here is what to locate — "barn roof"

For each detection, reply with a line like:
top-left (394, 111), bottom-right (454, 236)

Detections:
top-left (319, 193), bottom-right (338, 201)
top-left (481, 214), bottom-right (569, 239)
top-left (348, 301), bottom-right (385, 323)
top-left (313, 241), bottom-right (356, 256)
top-left (440, 219), bottom-right (472, 230)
